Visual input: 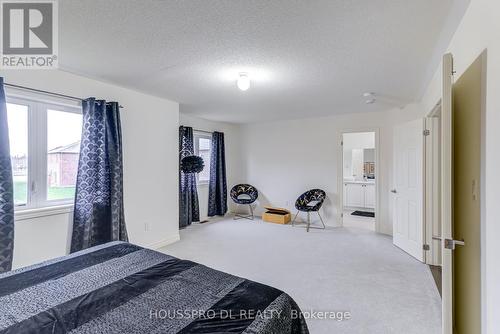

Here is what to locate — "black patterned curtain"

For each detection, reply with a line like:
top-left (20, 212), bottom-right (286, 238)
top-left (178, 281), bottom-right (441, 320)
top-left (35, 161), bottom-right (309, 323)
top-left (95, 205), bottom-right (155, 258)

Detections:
top-left (0, 78), bottom-right (14, 273)
top-left (208, 131), bottom-right (227, 217)
top-left (71, 98), bottom-right (128, 253)
top-left (179, 126), bottom-right (199, 228)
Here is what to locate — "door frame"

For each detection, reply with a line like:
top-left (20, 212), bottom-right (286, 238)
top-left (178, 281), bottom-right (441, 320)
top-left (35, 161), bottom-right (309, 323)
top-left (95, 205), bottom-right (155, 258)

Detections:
top-left (424, 102), bottom-right (442, 266)
top-left (479, 52), bottom-right (487, 334)
top-left (337, 128), bottom-right (380, 233)
top-left (441, 53), bottom-right (454, 334)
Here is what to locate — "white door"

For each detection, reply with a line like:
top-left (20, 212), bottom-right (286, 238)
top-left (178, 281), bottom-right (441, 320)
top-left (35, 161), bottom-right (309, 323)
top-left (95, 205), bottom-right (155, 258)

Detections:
top-left (392, 119), bottom-right (424, 261)
top-left (364, 184), bottom-right (375, 209)
top-left (441, 53), bottom-right (453, 334)
top-left (346, 183), bottom-right (364, 207)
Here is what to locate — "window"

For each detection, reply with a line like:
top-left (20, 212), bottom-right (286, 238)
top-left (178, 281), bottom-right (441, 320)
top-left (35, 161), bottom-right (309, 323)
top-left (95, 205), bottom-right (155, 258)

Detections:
top-left (47, 109), bottom-right (82, 201)
top-left (7, 103), bottom-right (28, 206)
top-left (193, 133), bottom-right (212, 184)
top-left (6, 94), bottom-right (82, 210)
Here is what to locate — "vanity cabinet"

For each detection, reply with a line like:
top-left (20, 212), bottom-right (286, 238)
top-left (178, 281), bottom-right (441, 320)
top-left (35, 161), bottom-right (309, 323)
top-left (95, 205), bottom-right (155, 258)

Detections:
top-left (364, 183), bottom-right (375, 209)
top-left (345, 183), bottom-right (364, 207)
top-left (344, 182), bottom-right (375, 209)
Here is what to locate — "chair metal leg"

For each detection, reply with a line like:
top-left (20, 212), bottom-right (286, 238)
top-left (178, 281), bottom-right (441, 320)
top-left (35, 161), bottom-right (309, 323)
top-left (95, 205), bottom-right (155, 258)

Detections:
top-left (293, 210), bottom-right (325, 231)
top-left (306, 212), bottom-right (311, 232)
top-left (317, 211), bottom-right (326, 229)
top-left (234, 203), bottom-right (254, 220)
top-left (292, 211), bottom-right (299, 226)
top-left (233, 205), bottom-right (241, 220)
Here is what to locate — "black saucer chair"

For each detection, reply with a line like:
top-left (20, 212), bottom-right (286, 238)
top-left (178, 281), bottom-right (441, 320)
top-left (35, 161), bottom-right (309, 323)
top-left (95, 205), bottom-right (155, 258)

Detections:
top-left (292, 189), bottom-right (326, 232)
top-left (230, 184), bottom-right (258, 220)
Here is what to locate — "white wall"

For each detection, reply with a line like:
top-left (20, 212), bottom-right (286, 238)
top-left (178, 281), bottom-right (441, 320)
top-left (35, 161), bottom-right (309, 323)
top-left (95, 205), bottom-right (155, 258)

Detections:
top-left (179, 113), bottom-right (244, 220)
top-left (343, 132), bottom-right (375, 150)
top-left (14, 211), bottom-right (73, 269)
top-left (418, 0), bottom-right (500, 331)
top-left (343, 150), bottom-right (353, 180)
top-left (0, 69), bottom-right (180, 268)
top-left (240, 105), bottom-right (421, 235)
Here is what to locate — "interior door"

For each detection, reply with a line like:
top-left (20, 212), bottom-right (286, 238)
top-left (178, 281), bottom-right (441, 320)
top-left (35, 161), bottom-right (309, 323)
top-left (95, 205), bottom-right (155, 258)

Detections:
top-left (451, 52), bottom-right (482, 334)
top-left (441, 53), bottom-right (453, 334)
top-left (392, 119), bottom-right (424, 261)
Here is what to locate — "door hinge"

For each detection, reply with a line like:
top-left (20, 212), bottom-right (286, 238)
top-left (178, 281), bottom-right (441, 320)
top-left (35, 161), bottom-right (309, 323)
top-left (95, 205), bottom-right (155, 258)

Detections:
top-left (341, 213), bottom-right (344, 218)
top-left (423, 244), bottom-right (430, 251)
top-left (423, 129), bottom-right (430, 136)
top-left (341, 141), bottom-right (343, 146)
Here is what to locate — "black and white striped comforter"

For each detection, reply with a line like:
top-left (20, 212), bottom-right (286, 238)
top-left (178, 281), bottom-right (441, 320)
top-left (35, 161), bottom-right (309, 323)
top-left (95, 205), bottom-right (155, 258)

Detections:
top-left (0, 242), bottom-right (309, 334)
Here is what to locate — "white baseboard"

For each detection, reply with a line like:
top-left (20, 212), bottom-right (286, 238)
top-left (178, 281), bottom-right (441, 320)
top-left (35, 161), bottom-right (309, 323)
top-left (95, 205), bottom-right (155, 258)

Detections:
top-left (146, 233), bottom-right (180, 250)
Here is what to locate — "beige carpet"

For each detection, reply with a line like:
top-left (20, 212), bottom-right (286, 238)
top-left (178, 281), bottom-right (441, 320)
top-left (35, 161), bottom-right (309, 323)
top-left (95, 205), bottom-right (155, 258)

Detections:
top-left (159, 217), bottom-right (441, 334)
top-left (343, 209), bottom-right (376, 231)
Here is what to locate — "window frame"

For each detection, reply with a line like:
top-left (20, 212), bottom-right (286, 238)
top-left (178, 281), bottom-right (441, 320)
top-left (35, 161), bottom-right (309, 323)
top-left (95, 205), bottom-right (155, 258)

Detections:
top-left (6, 91), bottom-right (82, 212)
top-left (193, 131), bottom-right (212, 186)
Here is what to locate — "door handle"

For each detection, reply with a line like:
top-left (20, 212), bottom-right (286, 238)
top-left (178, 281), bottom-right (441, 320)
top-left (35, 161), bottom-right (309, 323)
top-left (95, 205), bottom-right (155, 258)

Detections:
top-left (433, 236), bottom-right (465, 250)
top-left (390, 189), bottom-right (397, 193)
top-left (444, 238), bottom-right (465, 250)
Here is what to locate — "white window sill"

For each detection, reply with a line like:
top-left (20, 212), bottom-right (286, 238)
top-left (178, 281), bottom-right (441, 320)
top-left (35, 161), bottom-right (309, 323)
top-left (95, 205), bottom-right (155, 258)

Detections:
top-left (15, 204), bottom-right (74, 221)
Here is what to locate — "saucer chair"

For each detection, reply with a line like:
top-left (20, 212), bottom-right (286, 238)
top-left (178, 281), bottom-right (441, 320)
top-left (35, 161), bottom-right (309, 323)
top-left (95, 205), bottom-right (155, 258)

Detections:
top-left (230, 184), bottom-right (258, 220)
top-left (292, 189), bottom-right (326, 232)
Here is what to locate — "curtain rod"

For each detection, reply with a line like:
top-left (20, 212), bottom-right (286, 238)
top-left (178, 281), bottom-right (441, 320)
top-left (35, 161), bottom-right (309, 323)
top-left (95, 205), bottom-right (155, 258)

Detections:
top-left (4, 82), bottom-right (124, 108)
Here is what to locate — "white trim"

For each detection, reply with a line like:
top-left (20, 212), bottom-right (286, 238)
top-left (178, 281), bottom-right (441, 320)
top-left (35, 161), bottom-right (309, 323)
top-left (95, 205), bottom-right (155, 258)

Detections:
top-left (428, 101), bottom-right (442, 118)
top-left (145, 234), bottom-right (180, 250)
top-left (441, 52), bottom-right (453, 334)
top-left (479, 51), bottom-right (487, 334)
top-left (423, 113), bottom-right (441, 266)
top-left (14, 204), bottom-right (74, 221)
top-left (338, 128), bottom-right (380, 232)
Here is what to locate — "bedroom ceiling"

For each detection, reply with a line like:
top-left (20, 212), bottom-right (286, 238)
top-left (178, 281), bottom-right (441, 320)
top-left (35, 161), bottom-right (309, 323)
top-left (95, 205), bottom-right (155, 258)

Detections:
top-left (58, 0), bottom-right (469, 123)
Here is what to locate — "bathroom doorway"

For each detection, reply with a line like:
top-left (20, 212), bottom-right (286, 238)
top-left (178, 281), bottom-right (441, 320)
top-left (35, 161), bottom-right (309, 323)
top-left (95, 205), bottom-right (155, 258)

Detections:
top-left (340, 131), bottom-right (378, 231)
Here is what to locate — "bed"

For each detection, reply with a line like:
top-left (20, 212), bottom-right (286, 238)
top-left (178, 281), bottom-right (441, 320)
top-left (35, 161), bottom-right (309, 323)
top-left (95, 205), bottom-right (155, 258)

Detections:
top-left (0, 241), bottom-right (309, 333)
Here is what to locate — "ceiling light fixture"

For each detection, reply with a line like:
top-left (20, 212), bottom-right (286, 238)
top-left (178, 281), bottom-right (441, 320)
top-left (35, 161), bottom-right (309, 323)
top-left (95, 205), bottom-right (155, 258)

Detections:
top-left (237, 73), bottom-right (250, 91)
top-left (363, 92), bottom-right (376, 104)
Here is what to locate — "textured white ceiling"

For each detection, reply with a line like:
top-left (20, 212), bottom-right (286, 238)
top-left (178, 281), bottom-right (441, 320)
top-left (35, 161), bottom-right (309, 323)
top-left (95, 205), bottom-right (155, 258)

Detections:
top-left (59, 0), bottom-right (469, 123)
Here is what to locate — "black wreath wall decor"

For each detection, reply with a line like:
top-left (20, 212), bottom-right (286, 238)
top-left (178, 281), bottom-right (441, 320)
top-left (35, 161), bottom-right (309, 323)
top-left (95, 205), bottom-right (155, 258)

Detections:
top-left (180, 155), bottom-right (205, 174)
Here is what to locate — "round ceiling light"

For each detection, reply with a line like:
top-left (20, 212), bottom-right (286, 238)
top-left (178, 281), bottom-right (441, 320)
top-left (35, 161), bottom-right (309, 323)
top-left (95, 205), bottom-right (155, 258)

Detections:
top-left (237, 73), bottom-right (250, 91)
top-left (363, 92), bottom-right (376, 104)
